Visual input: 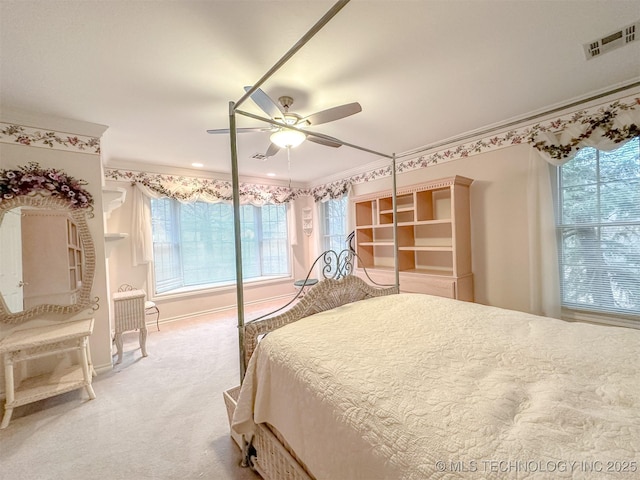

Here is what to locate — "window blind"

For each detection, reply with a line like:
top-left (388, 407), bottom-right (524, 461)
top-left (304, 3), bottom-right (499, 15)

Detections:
top-left (557, 137), bottom-right (640, 317)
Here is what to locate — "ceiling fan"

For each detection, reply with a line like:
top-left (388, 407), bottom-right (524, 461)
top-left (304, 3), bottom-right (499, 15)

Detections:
top-left (207, 86), bottom-right (362, 158)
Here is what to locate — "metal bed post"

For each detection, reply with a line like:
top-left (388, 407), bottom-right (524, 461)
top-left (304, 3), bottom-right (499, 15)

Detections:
top-left (229, 101), bottom-right (247, 382)
top-left (392, 154), bottom-right (399, 288)
top-left (226, 0), bottom-right (401, 383)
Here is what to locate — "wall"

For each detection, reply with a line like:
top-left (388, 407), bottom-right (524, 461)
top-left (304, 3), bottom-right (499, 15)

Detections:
top-left (351, 143), bottom-right (533, 314)
top-left (0, 135), bottom-right (112, 391)
top-left (105, 142), bottom-right (535, 321)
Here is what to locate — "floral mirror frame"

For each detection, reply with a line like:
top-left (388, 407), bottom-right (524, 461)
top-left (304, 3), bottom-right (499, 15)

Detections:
top-left (0, 163), bottom-right (98, 324)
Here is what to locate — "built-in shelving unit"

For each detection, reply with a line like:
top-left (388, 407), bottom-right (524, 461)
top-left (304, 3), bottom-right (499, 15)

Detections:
top-left (102, 187), bottom-right (127, 257)
top-left (352, 175), bottom-right (474, 301)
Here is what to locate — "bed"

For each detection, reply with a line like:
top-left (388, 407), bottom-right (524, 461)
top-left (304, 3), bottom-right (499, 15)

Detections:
top-left (220, 4), bottom-right (639, 478)
top-left (230, 273), bottom-right (640, 479)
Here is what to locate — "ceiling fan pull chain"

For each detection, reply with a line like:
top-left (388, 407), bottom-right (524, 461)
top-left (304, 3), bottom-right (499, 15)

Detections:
top-left (287, 147), bottom-right (292, 188)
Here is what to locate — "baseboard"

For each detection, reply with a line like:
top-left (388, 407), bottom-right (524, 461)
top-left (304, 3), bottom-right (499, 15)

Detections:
top-left (146, 293), bottom-right (294, 327)
top-left (94, 362), bottom-right (114, 375)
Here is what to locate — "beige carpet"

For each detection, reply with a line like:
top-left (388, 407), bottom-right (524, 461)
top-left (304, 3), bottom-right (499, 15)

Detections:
top-left (0, 306), bottom-right (269, 480)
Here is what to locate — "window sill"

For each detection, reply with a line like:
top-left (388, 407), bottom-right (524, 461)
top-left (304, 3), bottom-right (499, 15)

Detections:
top-left (153, 275), bottom-right (293, 301)
top-left (561, 308), bottom-right (640, 330)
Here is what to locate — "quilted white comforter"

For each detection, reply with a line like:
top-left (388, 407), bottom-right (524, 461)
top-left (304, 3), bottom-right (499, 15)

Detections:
top-left (233, 293), bottom-right (640, 479)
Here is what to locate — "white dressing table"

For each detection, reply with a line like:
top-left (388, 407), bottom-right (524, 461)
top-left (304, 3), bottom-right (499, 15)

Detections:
top-left (0, 318), bottom-right (96, 429)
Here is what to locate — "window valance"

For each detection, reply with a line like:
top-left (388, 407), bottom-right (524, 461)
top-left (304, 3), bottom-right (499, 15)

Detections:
top-left (104, 168), bottom-right (302, 205)
top-left (104, 168), bottom-right (358, 204)
top-left (104, 95), bottom-right (638, 204)
top-left (310, 179), bottom-right (351, 202)
top-left (527, 98), bottom-right (639, 165)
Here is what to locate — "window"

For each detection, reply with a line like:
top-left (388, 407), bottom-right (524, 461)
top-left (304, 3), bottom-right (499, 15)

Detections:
top-left (150, 199), bottom-right (289, 294)
top-left (556, 137), bottom-right (640, 318)
top-left (321, 197), bottom-right (348, 252)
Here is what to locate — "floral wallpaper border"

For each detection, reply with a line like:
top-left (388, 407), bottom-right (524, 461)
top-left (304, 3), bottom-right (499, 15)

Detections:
top-left (104, 94), bottom-right (639, 204)
top-left (314, 94), bottom-right (639, 199)
top-left (0, 123), bottom-right (101, 155)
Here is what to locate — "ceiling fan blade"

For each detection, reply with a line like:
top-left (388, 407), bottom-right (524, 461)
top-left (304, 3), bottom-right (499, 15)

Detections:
top-left (206, 127), bottom-right (270, 134)
top-left (302, 102), bottom-right (362, 126)
top-left (265, 143), bottom-right (281, 158)
top-left (306, 134), bottom-right (342, 148)
top-left (244, 86), bottom-right (283, 119)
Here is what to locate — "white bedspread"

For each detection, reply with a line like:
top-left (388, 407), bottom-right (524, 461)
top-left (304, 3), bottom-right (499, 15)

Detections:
top-left (233, 293), bottom-right (640, 479)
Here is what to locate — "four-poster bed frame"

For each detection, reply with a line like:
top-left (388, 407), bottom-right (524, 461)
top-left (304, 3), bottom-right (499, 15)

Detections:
top-left (223, 3), bottom-right (403, 476)
top-left (226, 0), bottom-right (399, 382)
top-left (220, 3), bottom-right (640, 479)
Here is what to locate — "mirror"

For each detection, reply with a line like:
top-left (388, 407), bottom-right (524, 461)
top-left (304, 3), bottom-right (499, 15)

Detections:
top-left (0, 195), bottom-right (97, 324)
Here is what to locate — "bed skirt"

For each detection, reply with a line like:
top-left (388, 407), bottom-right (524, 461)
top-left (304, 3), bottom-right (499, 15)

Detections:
top-left (224, 386), bottom-right (313, 480)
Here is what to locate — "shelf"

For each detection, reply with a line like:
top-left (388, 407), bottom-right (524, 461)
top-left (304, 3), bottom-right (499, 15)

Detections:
top-left (399, 246), bottom-right (452, 251)
top-left (105, 233), bottom-right (128, 241)
top-left (414, 219), bottom-right (451, 226)
top-left (402, 268), bottom-right (454, 276)
top-left (11, 365), bottom-right (86, 408)
top-left (358, 266), bottom-right (455, 276)
top-left (102, 187), bottom-right (127, 219)
top-left (352, 175), bottom-right (474, 301)
top-left (356, 224), bottom-right (393, 230)
top-left (104, 233), bottom-right (129, 258)
top-left (380, 207), bottom-right (414, 215)
top-left (0, 318), bottom-right (95, 428)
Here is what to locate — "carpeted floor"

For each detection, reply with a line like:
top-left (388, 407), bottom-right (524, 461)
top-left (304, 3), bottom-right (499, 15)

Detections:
top-left (0, 305), bottom-right (271, 480)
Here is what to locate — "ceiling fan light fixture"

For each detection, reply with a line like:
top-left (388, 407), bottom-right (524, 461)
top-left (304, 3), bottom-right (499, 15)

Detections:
top-left (270, 128), bottom-right (306, 149)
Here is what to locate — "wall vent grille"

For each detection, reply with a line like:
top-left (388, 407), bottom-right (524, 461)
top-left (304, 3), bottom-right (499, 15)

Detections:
top-left (584, 20), bottom-right (639, 59)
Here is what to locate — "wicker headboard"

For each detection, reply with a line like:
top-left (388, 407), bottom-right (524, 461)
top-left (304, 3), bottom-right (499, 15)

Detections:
top-left (243, 274), bottom-right (398, 367)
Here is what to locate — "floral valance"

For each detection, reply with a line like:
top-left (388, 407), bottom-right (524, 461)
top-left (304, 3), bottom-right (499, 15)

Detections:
top-left (310, 179), bottom-right (351, 202)
top-left (104, 94), bottom-right (639, 202)
top-left (527, 98), bottom-right (640, 165)
top-left (0, 162), bottom-right (93, 209)
top-left (104, 168), bottom-right (305, 205)
top-left (323, 94), bottom-right (639, 188)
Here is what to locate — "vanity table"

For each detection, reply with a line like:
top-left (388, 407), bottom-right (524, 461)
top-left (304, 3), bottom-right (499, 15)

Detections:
top-left (0, 318), bottom-right (96, 429)
top-left (0, 166), bottom-right (101, 428)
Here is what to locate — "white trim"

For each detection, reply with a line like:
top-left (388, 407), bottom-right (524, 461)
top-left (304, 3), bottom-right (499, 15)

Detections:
top-left (562, 308), bottom-right (640, 330)
top-left (151, 275), bottom-right (293, 302)
top-left (145, 292), bottom-right (295, 327)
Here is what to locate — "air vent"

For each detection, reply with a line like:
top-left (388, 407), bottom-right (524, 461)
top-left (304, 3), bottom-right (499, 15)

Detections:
top-left (584, 20), bottom-right (639, 59)
top-left (251, 153), bottom-right (268, 161)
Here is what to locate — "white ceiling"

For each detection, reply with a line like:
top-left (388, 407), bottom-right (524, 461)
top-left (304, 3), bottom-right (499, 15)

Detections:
top-left (2, 1), bottom-right (639, 185)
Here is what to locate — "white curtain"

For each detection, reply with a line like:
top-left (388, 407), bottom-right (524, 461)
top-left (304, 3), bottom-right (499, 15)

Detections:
top-left (131, 184), bottom-right (156, 266)
top-left (313, 200), bottom-right (324, 277)
top-left (288, 201), bottom-right (298, 247)
top-left (344, 185), bottom-right (354, 255)
top-left (527, 149), bottom-right (561, 318)
top-left (527, 102), bottom-right (640, 317)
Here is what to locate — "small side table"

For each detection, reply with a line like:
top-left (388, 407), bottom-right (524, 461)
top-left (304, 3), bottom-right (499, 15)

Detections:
top-left (0, 318), bottom-right (96, 429)
top-left (294, 278), bottom-right (318, 297)
top-left (112, 288), bottom-right (148, 364)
